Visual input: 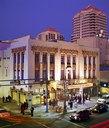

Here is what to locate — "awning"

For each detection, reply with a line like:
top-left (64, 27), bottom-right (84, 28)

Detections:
top-left (67, 83), bottom-right (93, 89)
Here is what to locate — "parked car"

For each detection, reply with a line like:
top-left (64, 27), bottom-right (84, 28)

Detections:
top-left (0, 109), bottom-right (10, 117)
top-left (97, 94), bottom-right (109, 104)
top-left (90, 103), bottom-right (108, 113)
top-left (69, 109), bottom-right (91, 121)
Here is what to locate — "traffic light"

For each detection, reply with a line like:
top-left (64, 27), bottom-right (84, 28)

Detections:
top-left (47, 90), bottom-right (50, 98)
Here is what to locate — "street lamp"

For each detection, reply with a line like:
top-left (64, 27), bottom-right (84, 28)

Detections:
top-left (96, 29), bottom-right (105, 38)
top-left (63, 65), bottom-right (72, 113)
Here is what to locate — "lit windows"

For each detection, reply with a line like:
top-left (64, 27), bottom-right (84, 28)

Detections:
top-left (61, 55), bottom-right (65, 64)
top-left (67, 55), bottom-right (71, 65)
top-left (35, 53), bottom-right (40, 64)
top-left (50, 54), bottom-right (54, 64)
top-left (84, 56), bottom-right (87, 65)
top-left (89, 56), bottom-right (91, 65)
top-left (43, 53), bottom-right (47, 64)
top-left (73, 55), bottom-right (76, 64)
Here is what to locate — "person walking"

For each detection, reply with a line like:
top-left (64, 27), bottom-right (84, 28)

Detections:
top-left (2, 96), bottom-right (5, 103)
top-left (69, 100), bottom-right (73, 110)
top-left (21, 103), bottom-right (25, 115)
top-left (31, 105), bottom-right (34, 117)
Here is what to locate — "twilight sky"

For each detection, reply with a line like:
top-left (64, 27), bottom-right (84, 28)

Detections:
top-left (0, 0), bottom-right (109, 42)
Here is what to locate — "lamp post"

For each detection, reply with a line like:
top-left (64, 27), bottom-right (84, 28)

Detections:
top-left (63, 66), bottom-right (72, 114)
top-left (96, 29), bottom-right (104, 38)
top-left (96, 29), bottom-right (104, 95)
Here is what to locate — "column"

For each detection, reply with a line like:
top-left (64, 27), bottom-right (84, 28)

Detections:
top-left (91, 56), bottom-right (93, 78)
top-left (16, 53), bottom-right (18, 79)
top-left (19, 52), bottom-right (22, 79)
top-left (65, 54), bottom-right (67, 78)
top-left (40, 53), bottom-right (43, 80)
top-left (70, 54), bottom-right (73, 79)
top-left (86, 55), bottom-right (88, 78)
top-left (76, 55), bottom-right (79, 79)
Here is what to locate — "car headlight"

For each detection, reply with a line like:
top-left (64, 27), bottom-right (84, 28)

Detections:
top-left (74, 116), bottom-right (78, 120)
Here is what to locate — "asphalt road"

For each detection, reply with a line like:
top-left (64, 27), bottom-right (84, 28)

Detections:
top-left (0, 105), bottom-right (109, 128)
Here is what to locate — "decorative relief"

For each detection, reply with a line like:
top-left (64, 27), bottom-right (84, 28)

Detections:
top-left (11, 46), bottom-right (26, 53)
top-left (60, 49), bottom-right (78, 54)
top-left (93, 65), bottom-right (96, 69)
top-left (31, 46), bottom-right (58, 53)
top-left (17, 64), bottom-right (20, 70)
top-left (73, 65), bottom-right (76, 70)
top-left (84, 65), bottom-right (87, 70)
top-left (88, 65), bottom-right (91, 70)
top-left (82, 50), bottom-right (98, 56)
top-left (50, 64), bottom-right (54, 70)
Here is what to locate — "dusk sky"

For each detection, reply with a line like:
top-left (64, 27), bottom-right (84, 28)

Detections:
top-left (0, 0), bottom-right (109, 42)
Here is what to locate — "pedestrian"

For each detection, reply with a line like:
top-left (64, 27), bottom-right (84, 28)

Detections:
top-left (69, 100), bottom-right (73, 109)
top-left (21, 103), bottom-right (25, 115)
top-left (2, 96), bottom-right (5, 103)
top-left (31, 105), bottom-right (34, 117)
top-left (25, 99), bottom-right (28, 109)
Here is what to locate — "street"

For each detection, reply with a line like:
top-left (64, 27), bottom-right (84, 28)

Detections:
top-left (0, 105), bottom-right (109, 128)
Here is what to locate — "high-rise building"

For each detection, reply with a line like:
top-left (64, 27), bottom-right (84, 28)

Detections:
top-left (71, 5), bottom-right (108, 42)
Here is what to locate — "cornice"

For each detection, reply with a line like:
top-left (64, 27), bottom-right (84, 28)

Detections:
top-left (31, 46), bottom-right (58, 53)
top-left (60, 49), bottom-right (78, 54)
top-left (82, 50), bottom-right (98, 56)
top-left (11, 46), bottom-right (26, 53)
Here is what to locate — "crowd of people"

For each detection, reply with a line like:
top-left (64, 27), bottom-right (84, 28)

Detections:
top-left (2, 95), bottom-right (12, 103)
top-left (48, 93), bottom-right (91, 111)
top-left (67, 93), bottom-right (91, 109)
top-left (20, 100), bottom-right (34, 117)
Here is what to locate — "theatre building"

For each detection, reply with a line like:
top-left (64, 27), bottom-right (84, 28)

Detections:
top-left (0, 27), bottom-right (100, 106)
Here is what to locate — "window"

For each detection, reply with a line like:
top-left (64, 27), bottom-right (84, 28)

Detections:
top-left (84, 70), bottom-right (86, 78)
top-left (21, 52), bottom-right (24, 64)
top-left (14, 53), bottom-right (16, 64)
top-left (35, 53), bottom-right (40, 64)
top-left (73, 55), bottom-right (76, 64)
top-left (61, 70), bottom-right (64, 80)
top-left (67, 55), bottom-right (70, 65)
top-left (50, 70), bottom-right (54, 80)
top-left (84, 56), bottom-right (87, 65)
top-left (89, 56), bottom-right (91, 65)
top-left (93, 70), bottom-right (95, 78)
top-left (50, 54), bottom-right (54, 64)
top-left (61, 55), bottom-right (65, 64)
top-left (43, 53), bottom-right (47, 64)
top-left (17, 53), bottom-right (20, 64)
top-left (17, 70), bottom-right (20, 79)
top-left (35, 70), bottom-right (40, 81)
top-left (21, 70), bottom-right (24, 79)
top-left (93, 56), bottom-right (95, 65)
top-left (88, 70), bottom-right (91, 78)
top-left (73, 70), bottom-right (76, 79)
top-left (46, 35), bottom-right (48, 40)
top-left (14, 70), bottom-right (16, 80)
top-left (43, 70), bottom-right (47, 81)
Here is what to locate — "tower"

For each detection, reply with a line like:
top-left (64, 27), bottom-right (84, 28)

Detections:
top-left (71, 5), bottom-right (108, 42)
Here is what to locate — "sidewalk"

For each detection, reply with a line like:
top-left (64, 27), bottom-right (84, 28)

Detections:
top-left (0, 97), bottom-right (98, 118)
